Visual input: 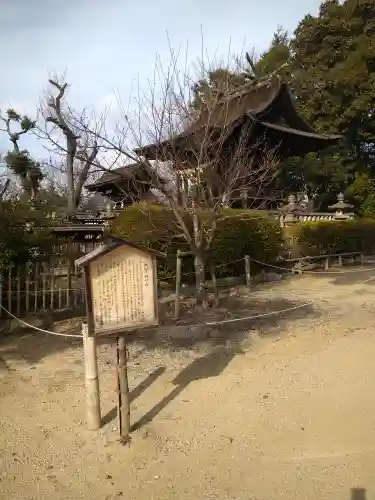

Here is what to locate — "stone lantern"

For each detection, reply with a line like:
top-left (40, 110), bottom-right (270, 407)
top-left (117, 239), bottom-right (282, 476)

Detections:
top-left (328, 193), bottom-right (354, 220)
top-left (103, 202), bottom-right (116, 227)
top-left (278, 194), bottom-right (304, 225)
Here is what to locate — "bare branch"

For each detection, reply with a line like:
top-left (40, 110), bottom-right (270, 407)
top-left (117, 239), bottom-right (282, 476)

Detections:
top-left (71, 41), bottom-right (280, 303)
top-left (74, 142), bottom-right (99, 208)
top-left (40, 76), bottom-right (103, 216)
top-left (0, 178), bottom-right (10, 200)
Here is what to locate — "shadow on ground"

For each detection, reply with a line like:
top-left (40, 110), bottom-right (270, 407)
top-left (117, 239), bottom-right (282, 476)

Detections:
top-left (0, 293), bottom-right (318, 367)
top-left (101, 295), bottom-right (315, 429)
top-left (101, 366), bottom-right (166, 426)
top-left (276, 265), bottom-right (375, 288)
top-left (351, 488), bottom-right (366, 500)
top-left (131, 345), bottom-right (242, 431)
top-left (0, 355), bottom-right (10, 372)
top-left (131, 295), bottom-right (318, 351)
top-left (328, 267), bottom-right (375, 286)
top-left (0, 331), bottom-right (83, 369)
top-left (2, 262), bottom-right (374, 369)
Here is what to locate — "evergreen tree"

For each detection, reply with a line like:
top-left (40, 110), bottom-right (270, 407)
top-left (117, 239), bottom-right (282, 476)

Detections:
top-left (0, 109), bottom-right (44, 202)
top-left (291, 0), bottom-right (375, 172)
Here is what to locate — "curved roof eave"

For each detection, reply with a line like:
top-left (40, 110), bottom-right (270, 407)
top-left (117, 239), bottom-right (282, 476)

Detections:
top-left (258, 119), bottom-right (342, 142)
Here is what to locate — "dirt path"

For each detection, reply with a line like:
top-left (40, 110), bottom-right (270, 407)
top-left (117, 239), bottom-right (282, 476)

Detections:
top-left (1, 269), bottom-right (375, 500)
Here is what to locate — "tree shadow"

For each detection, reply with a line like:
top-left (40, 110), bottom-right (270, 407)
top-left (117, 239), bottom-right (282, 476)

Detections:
top-left (101, 366), bottom-right (166, 426)
top-left (204, 296), bottom-right (318, 343)
top-left (326, 265), bottom-right (375, 286)
top-left (0, 354), bottom-right (10, 373)
top-left (351, 487), bottom-right (366, 500)
top-left (0, 294), bottom-right (318, 367)
top-left (0, 331), bottom-right (82, 368)
top-left (131, 345), bottom-right (244, 431)
top-left (332, 274), bottom-right (375, 287)
top-left (136, 296), bottom-right (318, 351)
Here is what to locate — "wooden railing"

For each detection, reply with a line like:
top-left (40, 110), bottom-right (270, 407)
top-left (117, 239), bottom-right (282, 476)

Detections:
top-left (0, 260), bottom-right (86, 320)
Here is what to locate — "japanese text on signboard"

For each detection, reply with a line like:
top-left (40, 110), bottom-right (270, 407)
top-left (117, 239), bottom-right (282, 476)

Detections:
top-left (89, 245), bottom-right (156, 333)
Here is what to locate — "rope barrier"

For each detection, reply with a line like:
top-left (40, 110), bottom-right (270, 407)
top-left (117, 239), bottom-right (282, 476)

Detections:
top-left (1, 262), bottom-right (374, 339)
top-left (213, 258), bottom-right (246, 270)
top-left (250, 258), bottom-right (375, 275)
top-left (171, 254), bottom-right (372, 280)
top-left (0, 304), bottom-right (83, 338)
top-left (204, 301), bottom-right (313, 326)
top-left (0, 299), bottom-right (313, 336)
top-left (247, 272), bottom-right (375, 301)
top-left (360, 274), bottom-right (375, 285)
top-left (169, 257), bottom-right (246, 280)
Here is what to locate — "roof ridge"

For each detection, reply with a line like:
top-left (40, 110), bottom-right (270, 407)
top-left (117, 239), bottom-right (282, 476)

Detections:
top-left (221, 74), bottom-right (281, 102)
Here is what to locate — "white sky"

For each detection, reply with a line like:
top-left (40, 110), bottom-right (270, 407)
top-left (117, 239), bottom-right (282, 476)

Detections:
top-left (0, 0), bottom-right (323, 158)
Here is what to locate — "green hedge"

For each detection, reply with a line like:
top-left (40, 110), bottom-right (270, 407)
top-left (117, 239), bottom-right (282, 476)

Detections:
top-left (110, 205), bottom-right (375, 281)
top-left (294, 219), bottom-right (375, 256)
top-left (110, 203), bottom-right (283, 281)
top-left (209, 210), bottom-right (282, 277)
top-left (0, 201), bottom-right (55, 270)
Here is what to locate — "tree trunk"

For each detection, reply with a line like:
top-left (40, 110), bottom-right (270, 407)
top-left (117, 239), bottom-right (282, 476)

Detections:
top-left (210, 264), bottom-right (219, 305)
top-left (66, 145), bottom-right (76, 218)
top-left (194, 254), bottom-right (206, 305)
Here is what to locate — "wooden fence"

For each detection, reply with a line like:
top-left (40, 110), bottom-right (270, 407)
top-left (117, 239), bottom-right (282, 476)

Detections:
top-left (0, 260), bottom-right (85, 319)
top-left (0, 241), bottom-right (104, 320)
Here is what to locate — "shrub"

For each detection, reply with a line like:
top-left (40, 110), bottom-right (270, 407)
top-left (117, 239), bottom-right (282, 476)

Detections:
top-left (110, 203), bottom-right (185, 281)
top-left (361, 193), bottom-right (375, 220)
top-left (210, 209), bottom-right (283, 277)
top-left (110, 203), bottom-right (283, 281)
top-left (0, 201), bottom-right (54, 271)
top-left (294, 219), bottom-right (375, 256)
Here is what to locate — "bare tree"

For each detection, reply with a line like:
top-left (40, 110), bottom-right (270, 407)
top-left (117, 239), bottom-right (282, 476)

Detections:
top-left (38, 78), bottom-right (100, 218)
top-left (77, 50), bottom-right (279, 303)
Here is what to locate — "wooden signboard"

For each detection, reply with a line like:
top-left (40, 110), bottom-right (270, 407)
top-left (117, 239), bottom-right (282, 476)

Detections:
top-left (76, 238), bottom-right (165, 438)
top-left (89, 245), bottom-right (156, 334)
top-left (76, 238), bottom-right (164, 336)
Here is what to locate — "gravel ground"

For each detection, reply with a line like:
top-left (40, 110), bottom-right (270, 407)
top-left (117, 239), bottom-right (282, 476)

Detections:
top-left (1, 267), bottom-right (375, 500)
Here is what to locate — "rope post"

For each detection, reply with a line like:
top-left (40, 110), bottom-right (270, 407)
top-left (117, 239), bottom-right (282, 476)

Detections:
top-left (244, 255), bottom-right (251, 290)
top-left (324, 257), bottom-right (330, 271)
top-left (8, 267), bottom-right (12, 315)
top-left (16, 266), bottom-right (21, 317)
top-left (50, 268), bottom-right (55, 310)
top-left (174, 250), bottom-right (182, 319)
top-left (25, 269), bottom-right (30, 313)
top-left (210, 265), bottom-right (219, 304)
top-left (360, 253), bottom-right (364, 268)
top-left (0, 273), bottom-right (2, 319)
top-left (82, 322), bottom-right (101, 431)
top-left (338, 255), bottom-right (343, 267)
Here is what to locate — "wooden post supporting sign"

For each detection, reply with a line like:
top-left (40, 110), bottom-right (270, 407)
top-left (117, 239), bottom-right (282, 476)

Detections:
top-left (117, 336), bottom-right (130, 443)
top-left (174, 250), bottom-right (182, 319)
top-left (82, 322), bottom-right (101, 430)
top-left (76, 237), bottom-right (165, 439)
top-left (245, 255), bottom-right (251, 290)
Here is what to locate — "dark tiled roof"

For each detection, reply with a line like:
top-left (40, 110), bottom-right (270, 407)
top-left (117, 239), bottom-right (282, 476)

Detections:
top-left (86, 164), bottom-right (141, 190)
top-left (135, 75), bottom-right (341, 159)
top-left (185, 76), bottom-right (282, 131)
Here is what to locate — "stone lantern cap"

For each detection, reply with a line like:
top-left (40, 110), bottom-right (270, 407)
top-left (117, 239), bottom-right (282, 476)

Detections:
top-left (279, 194), bottom-right (305, 213)
top-left (328, 192), bottom-right (353, 211)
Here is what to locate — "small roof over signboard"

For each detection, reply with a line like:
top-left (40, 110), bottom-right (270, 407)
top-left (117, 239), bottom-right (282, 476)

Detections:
top-left (75, 237), bottom-right (166, 268)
